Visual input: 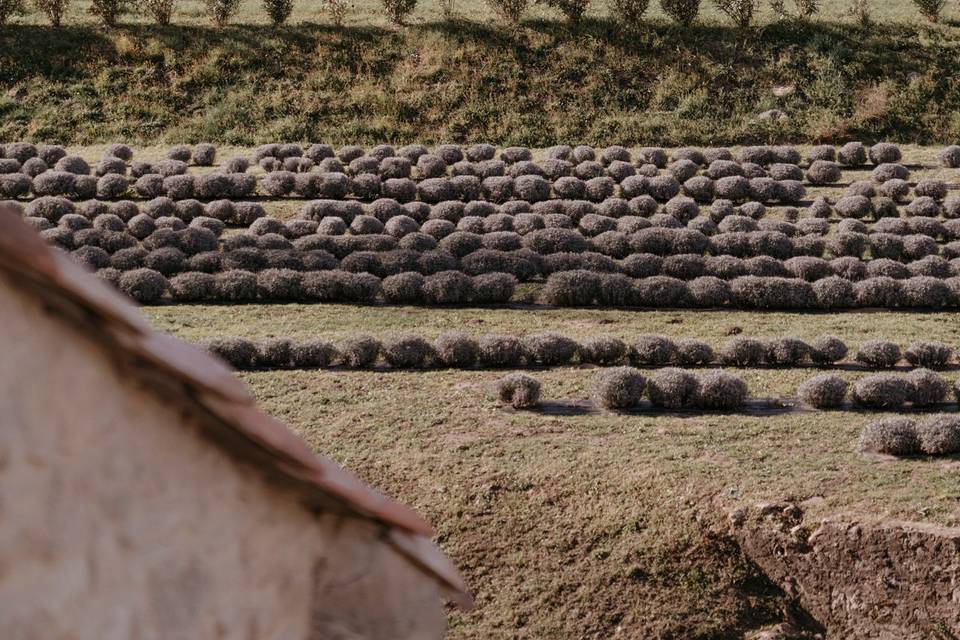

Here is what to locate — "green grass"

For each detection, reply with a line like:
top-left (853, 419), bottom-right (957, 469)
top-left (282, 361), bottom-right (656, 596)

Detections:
top-left (2, 4), bottom-right (960, 145)
top-left (143, 301), bottom-right (960, 637)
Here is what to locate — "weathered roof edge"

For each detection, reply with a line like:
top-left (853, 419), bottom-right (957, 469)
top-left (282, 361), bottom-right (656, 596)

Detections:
top-left (0, 208), bottom-right (471, 609)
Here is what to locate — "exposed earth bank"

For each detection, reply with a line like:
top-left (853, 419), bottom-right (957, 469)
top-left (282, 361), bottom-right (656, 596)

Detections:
top-left (732, 501), bottom-right (960, 639)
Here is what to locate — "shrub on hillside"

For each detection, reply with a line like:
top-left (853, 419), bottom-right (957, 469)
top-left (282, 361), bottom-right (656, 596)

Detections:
top-left (537, 0), bottom-right (590, 23)
top-left (33, 0), bottom-right (69, 25)
top-left (89, 0), bottom-right (125, 25)
top-left (859, 418), bottom-right (919, 455)
top-left (497, 373), bottom-right (541, 409)
top-left (798, 374), bottom-right (848, 409)
top-left (263, 0), bottom-right (294, 24)
top-left (205, 0), bottom-right (240, 24)
top-left (912, 0), bottom-right (946, 22)
top-left (712, 0), bottom-right (755, 26)
top-left (290, 340), bottom-right (339, 368)
top-left (541, 270), bottom-right (600, 306)
top-left (486, 0), bottom-right (527, 21)
top-left (143, 0), bottom-right (174, 24)
top-left (610, 0), bottom-right (649, 23)
top-left (659, 0), bottom-right (699, 23)
top-left (592, 367), bottom-right (646, 410)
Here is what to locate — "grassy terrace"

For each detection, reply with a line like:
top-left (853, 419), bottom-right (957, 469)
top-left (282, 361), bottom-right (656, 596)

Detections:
top-left (142, 299), bottom-right (960, 638)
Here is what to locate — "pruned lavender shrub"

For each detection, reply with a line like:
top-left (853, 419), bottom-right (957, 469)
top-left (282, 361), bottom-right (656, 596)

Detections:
top-left (579, 336), bottom-right (628, 365)
top-left (719, 337), bottom-right (764, 366)
top-left (521, 333), bottom-right (579, 366)
top-left (118, 268), bottom-right (169, 304)
top-left (205, 337), bottom-right (257, 369)
top-left (632, 334), bottom-right (676, 366)
top-left (339, 335), bottom-right (381, 368)
top-left (382, 334), bottom-right (436, 368)
top-left (808, 335), bottom-right (848, 365)
top-left (904, 341), bottom-right (952, 369)
top-left (855, 341), bottom-right (901, 368)
top-left (592, 367), bottom-right (646, 410)
top-left (647, 367), bottom-right (698, 409)
top-left (798, 374), bottom-right (849, 409)
top-left (859, 418), bottom-right (919, 455)
top-left (905, 368), bottom-right (949, 407)
top-left (674, 339), bottom-right (714, 365)
top-left (497, 373), bottom-right (541, 409)
top-left (915, 415), bottom-right (960, 455)
top-left (693, 371), bottom-right (748, 410)
top-left (764, 337), bottom-right (809, 366)
top-left (434, 332), bottom-right (479, 368)
top-left (852, 374), bottom-right (910, 409)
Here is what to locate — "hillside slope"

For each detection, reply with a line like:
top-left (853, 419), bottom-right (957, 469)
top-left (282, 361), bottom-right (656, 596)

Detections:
top-left (1, 19), bottom-right (959, 146)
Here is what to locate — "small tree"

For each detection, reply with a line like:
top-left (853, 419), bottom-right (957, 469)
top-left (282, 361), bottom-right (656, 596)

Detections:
top-left (89, 0), bottom-right (125, 25)
top-left (713, 0), bottom-right (755, 26)
top-left (912, 0), bottom-right (946, 22)
top-left (847, 0), bottom-right (870, 25)
top-left (33, 0), bottom-right (69, 25)
top-left (143, 0), bottom-right (175, 23)
top-left (381, 0), bottom-right (417, 23)
top-left (659, 0), bottom-right (699, 24)
top-left (486, 0), bottom-right (529, 22)
top-left (770, 0), bottom-right (819, 19)
top-left (537, 0), bottom-right (591, 23)
top-left (263, 0), bottom-right (293, 23)
top-left (322, 0), bottom-right (349, 24)
top-left (438, 0), bottom-right (455, 19)
top-left (204, 0), bottom-right (240, 24)
top-left (609, 0), bottom-right (649, 23)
